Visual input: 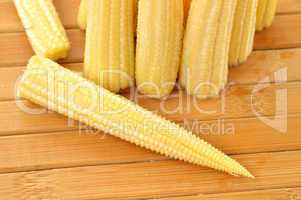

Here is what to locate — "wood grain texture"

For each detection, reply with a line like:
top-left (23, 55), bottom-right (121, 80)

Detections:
top-left (1, 47), bottom-right (301, 101)
top-left (278, 0), bottom-right (301, 14)
top-left (0, 150), bottom-right (300, 200)
top-left (0, 63), bottom-right (82, 100)
top-left (0, 0), bottom-right (300, 33)
top-left (157, 187), bottom-right (301, 200)
top-left (0, 1), bottom-right (300, 199)
top-left (207, 188), bottom-right (301, 200)
top-left (254, 14), bottom-right (301, 50)
top-left (0, 29), bottom-right (85, 67)
top-left (0, 14), bottom-right (300, 67)
top-left (0, 81), bottom-right (299, 136)
top-left (0, 114), bottom-right (300, 174)
top-left (229, 48), bottom-right (301, 84)
top-left (0, 0), bottom-right (81, 32)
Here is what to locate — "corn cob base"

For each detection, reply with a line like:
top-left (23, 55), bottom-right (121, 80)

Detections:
top-left (180, 0), bottom-right (237, 99)
top-left (136, 0), bottom-right (184, 98)
top-left (84, 0), bottom-right (135, 93)
top-left (229, 0), bottom-right (258, 66)
top-left (77, 0), bottom-right (138, 33)
top-left (19, 56), bottom-right (254, 178)
top-left (14, 0), bottom-right (70, 60)
top-left (256, 0), bottom-right (278, 31)
top-left (77, 0), bottom-right (87, 30)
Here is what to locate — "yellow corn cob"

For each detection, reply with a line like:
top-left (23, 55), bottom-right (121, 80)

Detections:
top-left (77, 0), bottom-right (87, 30)
top-left (78, 0), bottom-right (138, 32)
top-left (136, 0), bottom-right (184, 98)
top-left (13, 0), bottom-right (70, 60)
top-left (84, 0), bottom-right (135, 93)
top-left (229, 0), bottom-right (258, 66)
top-left (18, 56), bottom-right (254, 178)
top-left (256, 0), bottom-right (278, 31)
top-left (180, 0), bottom-right (237, 99)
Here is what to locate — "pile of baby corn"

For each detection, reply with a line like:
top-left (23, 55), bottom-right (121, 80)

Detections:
top-left (14, 0), bottom-right (278, 178)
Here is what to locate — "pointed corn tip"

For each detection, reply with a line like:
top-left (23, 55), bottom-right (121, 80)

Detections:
top-left (228, 159), bottom-right (254, 179)
top-left (246, 171), bottom-right (255, 179)
top-left (230, 169), bottom-right (254, 179)
top-left (243, 171), bottom-right (255, 179)
top-left (239, 166), bottom-right (255, 179)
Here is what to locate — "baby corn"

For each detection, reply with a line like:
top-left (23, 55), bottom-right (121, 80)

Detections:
top-left (84, 0), bottom-right (135, 93)
top-left (13, 0), bottom-right (70, 60)
top-left (19, 56), bottom-right (254, 178)
top-left (77, 0), bottom-right (87, 30)
top-left (256, 0), bottom-right (278, 31)
top-left (77, 0), bottom-right (138, 32)
top-left (180, 0), bottom-right (237, 99)
top-left (229, 0), bottom-right (258, 66)
top-left (136, 0), bottom-right (184, 98)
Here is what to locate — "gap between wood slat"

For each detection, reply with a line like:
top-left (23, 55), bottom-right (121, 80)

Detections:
top-left (0, 14), bottom-right (301, 67)
top-left (0, 81), bottom-right (299, 136)
top-left (1, 47), bottom-right (301, 101)
top-left (0, 150), bottom-right (300, 199)
top-left (152, 186), bottom-right (301, 200)
top-left (0, 0), bottom-right (298, 199)
top-left (0, 113), bottom-right (300, 174)
top-left (0, 0), bottom-right (300, 33)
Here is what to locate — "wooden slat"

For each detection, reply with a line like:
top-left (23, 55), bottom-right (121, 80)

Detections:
top-left (1, 81), bottom-right (300, 136)
top-left (0, 0), bottom-right (81, 32)
top-left (0, 63), bottom-right (82, 100)
top-left (0, 64), bottom-right (70, 100)
top-left (0, 150), bottom-right (300, 199)
top-left (0, 14), bottom-right (301, 67)
top-left (278, 0), bottom-right (301, 14)
top-left (0, 29), bottom-right (85, 67)
top-left (254, 14), bottom-right (301, 50)
top-left (207, 188), bottom-right (301, 200)
top-left (0, 0), bottom-right (300, 33)
top-left (229, 48), bottom-right (301, 85)
top-left (1, 47), bottom-right (301, 101)
top-left (0, 114), bottom-right (300, 174)
top-left (155, 195), bottom-right (206, 200)
top-left (157, 187), bottom-right (301, 200)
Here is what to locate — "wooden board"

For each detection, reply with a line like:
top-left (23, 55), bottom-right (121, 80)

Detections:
top-left (0, 0), bottom-right (301, 199)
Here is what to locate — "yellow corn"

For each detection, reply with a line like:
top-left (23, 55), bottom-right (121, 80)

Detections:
top-left (77, 0), bottom-right (87, 30)
top-left (84, 0), bottom-right (135, 93)
top-left (180, 0), bottom-right (237, 99)
top-left (13, 0), bottom-right (70, 60)
top-left (229, 0), bottom-right (258, 66)
top-left (256, 0), bottom-right (278, 31)
top-left (78, 0), bottom-right (138, 32)
top-left (136, 0), bottom-right (184, 98)
top-left (19, 56), bottom-right (254, 178)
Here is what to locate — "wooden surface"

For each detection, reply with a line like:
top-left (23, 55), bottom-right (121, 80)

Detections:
top-left (0, 0), bottom-right (301, 199)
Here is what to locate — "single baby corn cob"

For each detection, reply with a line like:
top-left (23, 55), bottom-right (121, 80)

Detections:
top-left (77, 0), bottom-right (138, 32)
top-left (136, 0), bottom-right (184, 98)
top-left (77, 0), bottom-right (87, 30)
top-left (84, 0), bottom-right (135, 93)
top-left (180, 0), bottom-right (237, 99)
top-left (256, 0), bottom-right (278, 31)
top-left (13, 0), bottom-right (70, 60)
top-left (229, 0), bottom-right (258, 66)
top-left (19, 56), bottom-right (254, 178)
